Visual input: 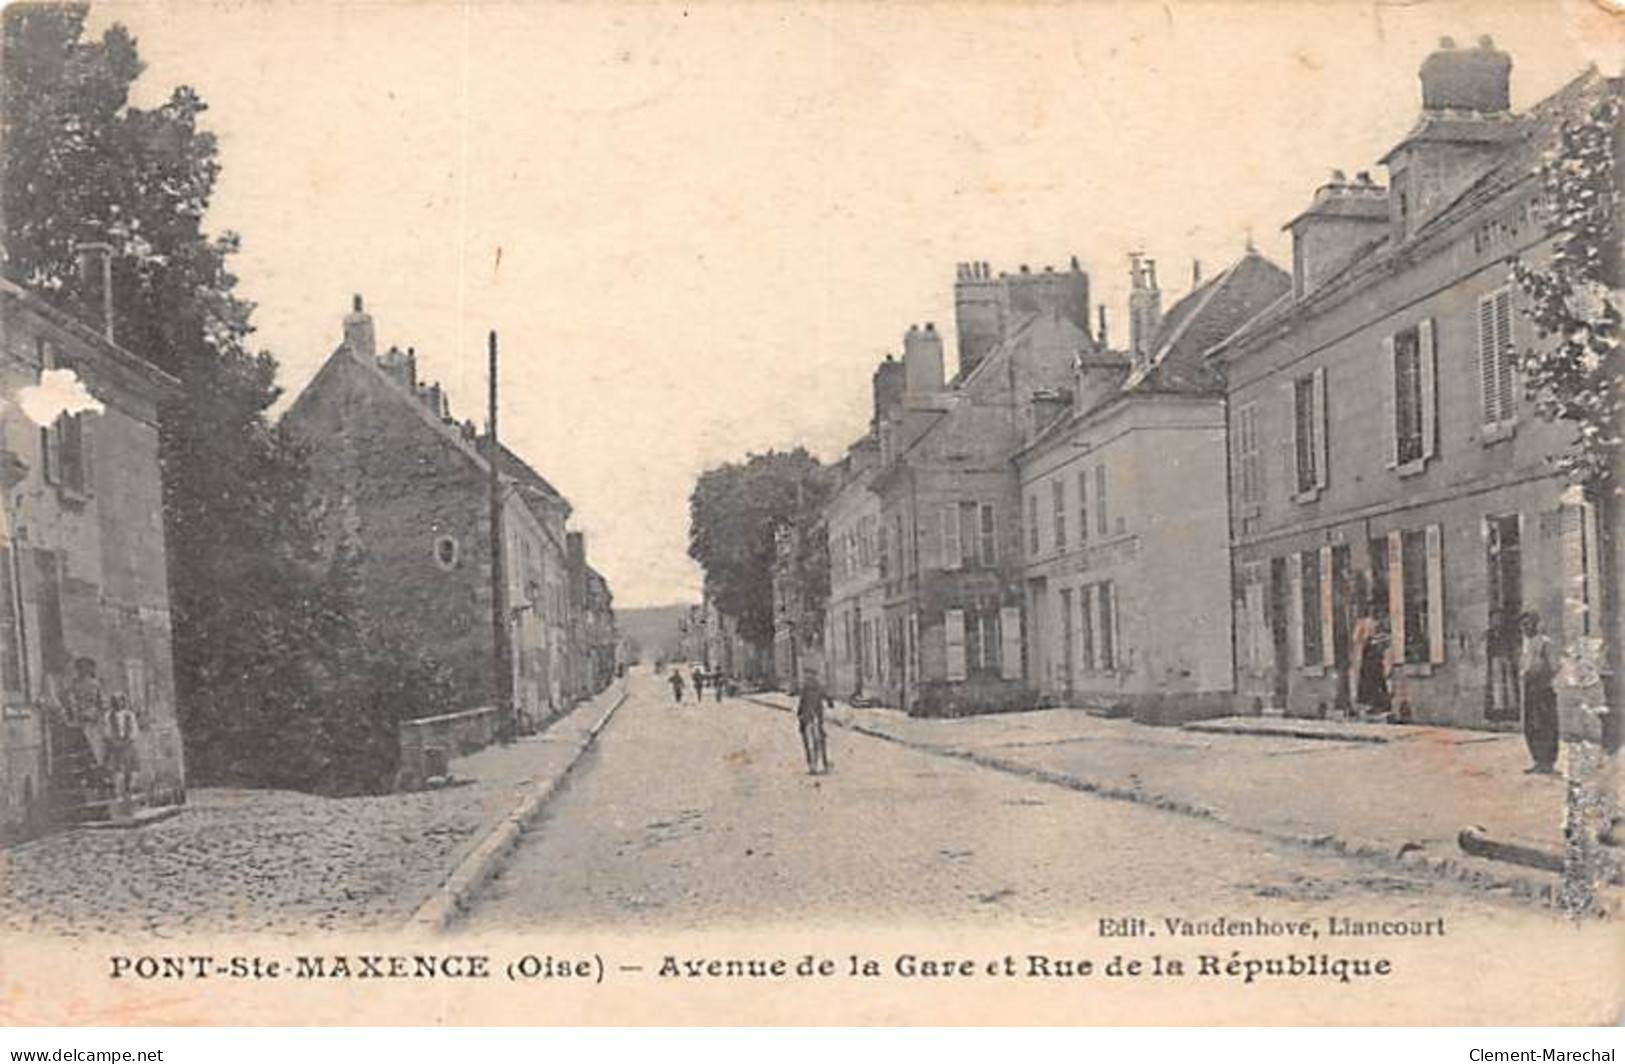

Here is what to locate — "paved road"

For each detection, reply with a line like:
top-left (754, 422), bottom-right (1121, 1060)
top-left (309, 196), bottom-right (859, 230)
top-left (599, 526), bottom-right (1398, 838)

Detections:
top-left (459, 671), bottom-right (1546, 931)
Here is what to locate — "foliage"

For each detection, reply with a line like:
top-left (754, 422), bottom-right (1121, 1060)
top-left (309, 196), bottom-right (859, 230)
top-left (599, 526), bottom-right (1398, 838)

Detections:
top-left (687, 448), bottom-right (828, 648)
top-left (1510, 90), bottom-right (1621, 491)
top-left (1, 4), bottom-right (422, 794)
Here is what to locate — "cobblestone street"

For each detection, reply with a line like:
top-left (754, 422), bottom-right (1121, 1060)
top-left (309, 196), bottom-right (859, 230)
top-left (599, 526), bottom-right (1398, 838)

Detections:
top-left (0, 692), bottom-right (618, 937)
top-left (459, 673), bottom-right (1556, 931)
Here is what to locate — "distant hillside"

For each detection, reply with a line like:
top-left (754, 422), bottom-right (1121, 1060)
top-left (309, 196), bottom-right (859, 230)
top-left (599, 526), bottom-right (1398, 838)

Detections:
top-left (617, 603), bottom-right (693, 662)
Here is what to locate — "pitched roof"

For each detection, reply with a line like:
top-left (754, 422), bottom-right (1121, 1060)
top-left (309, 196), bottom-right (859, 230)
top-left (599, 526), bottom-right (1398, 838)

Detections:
top-left (1125, 250), bottom-right (1291, 395)
top-left (1210, 68), bottom-right (1614, 357)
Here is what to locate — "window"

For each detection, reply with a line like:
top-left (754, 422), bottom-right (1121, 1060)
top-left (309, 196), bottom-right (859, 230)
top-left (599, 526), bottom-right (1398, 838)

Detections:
top-left (1298, 550), bottom-right (1323, 666)
top-left (1236, 402), bottom-right (1262, 506)
top-left (1385, 525), bottom-right (1445, 667)
top-left (877, 521), bottom-right (890, 579)
top-left (1078, 586), bottom-right (1095, 673)
top-left (1028, 494), bottom-right (1039, 554)
top-left (958, 502), bottom-right (978, 567)
top-left (1291, 369), bottom-right (1327, 498)
top-left (978, 503), bottom-right (996, 567)
top-left (433, 535), bottom-right (460, 571)
top-left (1477, 288), bottom-right (1516, 432)
top-left (1386, 320), bottom-right (1436, 472)
top-left (1077, 471), bottom-right (1090, 545)
top-left (1052, 479), bottom-right (1067, 550)
top-left (946, 606), bottom-right (1007, 680)
top-left (1095, 465), bottom-right (1108, 537)
top-left (0, 545), bottom-right (27, 702)
top-left (1096, 581), bottom-right (1117, 671)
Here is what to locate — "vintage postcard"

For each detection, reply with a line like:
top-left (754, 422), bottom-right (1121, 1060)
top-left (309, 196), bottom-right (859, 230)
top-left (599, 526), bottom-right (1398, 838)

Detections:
top-left (0, 0), bottom-right (1621, 1028)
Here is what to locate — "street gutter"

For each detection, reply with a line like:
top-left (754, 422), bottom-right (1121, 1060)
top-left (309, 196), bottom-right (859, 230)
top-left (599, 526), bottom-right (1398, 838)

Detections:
top-left (741, 694), bottom-right (1574, 908)
top-left (405, 681), bottom-right (629, 933)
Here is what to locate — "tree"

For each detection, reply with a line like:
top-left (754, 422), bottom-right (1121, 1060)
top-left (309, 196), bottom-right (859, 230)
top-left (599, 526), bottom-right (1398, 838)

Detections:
top-left (687, 448), bottom-right (828, 653)
top-left (1510, 83), bottom-right (1622, 915)
top-left (2, 4), bottom-right (431, 793)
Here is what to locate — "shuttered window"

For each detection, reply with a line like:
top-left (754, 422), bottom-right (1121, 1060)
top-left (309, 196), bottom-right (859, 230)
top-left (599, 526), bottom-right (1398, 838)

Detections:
top-left (1052, 478), bottom-right (1066, 550)
top-left (1077, 470), bottom-right (1090, 544)
top-left (1389, 321), bottom-right (1437, 470)
top-left (1236, 402), bottom-right (1262, 504)
top-left (1478, 288), bottom-right (1516, 429)
top-left (944, 609), bottom-right (966, 681)
top-left (978, 503), bottom-right (996, 567)
top-left (0, 546), bottom-right (26, 701)
top-left (1027, 494), bottom-right (1039, 555)
top-left (1299, 550), bottom-right (1323, 666)
top-left (1095, 465), bottom-right (1108, 536)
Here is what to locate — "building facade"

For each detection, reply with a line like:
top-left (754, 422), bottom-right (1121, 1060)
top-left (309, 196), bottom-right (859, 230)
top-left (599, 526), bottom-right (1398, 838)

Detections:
top-left (1016, 250), bottom-right (1290, 721)
top-left (868, 261), bottom-right (1095, 715)
top-left (286, 297), bottom-right (597, 730)
top-left (1211, 43), bottom-right (1618, 727)
top-left (0, 267), bottom-right (185, 837)
top-left (824, 416), bottom-right (888, 702)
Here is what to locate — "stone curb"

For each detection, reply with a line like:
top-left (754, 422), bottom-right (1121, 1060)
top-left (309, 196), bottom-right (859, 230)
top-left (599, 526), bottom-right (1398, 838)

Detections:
top-left (743, 693), bottom-right (1565, 906)
top-left (405, 682), bottom-right (629, 933)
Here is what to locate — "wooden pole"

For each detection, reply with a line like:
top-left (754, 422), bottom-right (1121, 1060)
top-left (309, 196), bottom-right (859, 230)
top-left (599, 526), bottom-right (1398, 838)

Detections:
top-left (488, 329), bottom-right (514, 741)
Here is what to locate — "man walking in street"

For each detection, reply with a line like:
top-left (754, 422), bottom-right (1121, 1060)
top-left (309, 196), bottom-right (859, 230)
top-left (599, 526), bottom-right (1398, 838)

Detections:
top-left (1519, 610), bottom-right (1559, 775)
top-left (668, 669), bottom-right (686, 704)
top-left (691, 666), bottom-right (705, 702)
top-left (796, 666), bottom-right (829, 775)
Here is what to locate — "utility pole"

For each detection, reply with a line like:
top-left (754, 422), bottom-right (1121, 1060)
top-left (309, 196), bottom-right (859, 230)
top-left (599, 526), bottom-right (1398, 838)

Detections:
top-left (488, 329), bottom-right (514, 742)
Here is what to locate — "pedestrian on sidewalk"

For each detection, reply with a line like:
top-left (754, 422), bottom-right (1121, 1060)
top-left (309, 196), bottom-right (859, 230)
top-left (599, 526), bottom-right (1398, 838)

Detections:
top-left (714, 673), bottom-right (723, 702)
top-left (1353, 614), bottom-right (1392, 719)
top-left (691, 666), bottom-right (705, 701)
top-left (1518, 610), bottom-right (1559, 775)
top-left (668, 669), bottom-right (686, 703)
top-left (103, 694), bottom-right (140, 800)
top-left (796, 667), bottom-right (830, 775)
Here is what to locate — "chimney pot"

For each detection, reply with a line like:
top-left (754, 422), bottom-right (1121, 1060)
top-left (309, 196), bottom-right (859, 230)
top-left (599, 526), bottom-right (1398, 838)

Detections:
top-left (353, 294), bottom-right (364, 313)
top-left (1439, 36), bottom-right (1456, 49)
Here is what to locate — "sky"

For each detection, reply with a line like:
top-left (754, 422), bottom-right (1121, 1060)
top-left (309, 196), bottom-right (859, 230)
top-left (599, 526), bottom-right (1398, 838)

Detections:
top-left (86, 0), bottom-right (1619, 609)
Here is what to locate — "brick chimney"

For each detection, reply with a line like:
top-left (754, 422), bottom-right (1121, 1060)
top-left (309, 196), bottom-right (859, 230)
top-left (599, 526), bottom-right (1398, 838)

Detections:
top-left (902, 322), bottom-right (944, 397)
top-left (74, 242), bottom-right (115, 343)
top-left (343, 294), bottom-right (377, 360)
top-left (1128, 253), bottom-right (1161, 364)
top-left (1285, 169), bottom-right (1390, 299)
top-left (1380, 36), bottom-right (1516, 241)
top-left (871, 354), bottom-right (905, 429)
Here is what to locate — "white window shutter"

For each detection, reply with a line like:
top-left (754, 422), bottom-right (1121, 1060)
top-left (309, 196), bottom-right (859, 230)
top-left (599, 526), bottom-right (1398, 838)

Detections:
top-left (1418, 318), bottom-right (1437, 460)
top-left (1477, 293), bottom-right (1498, 426)
top-left (1245, 579), bottom-right (1265, 674)
top-left (1287, 555), bottom-right (1304, 667)
top-left (1313, 366), bottom-right (1329, 490)
top-left (944, 609), bottom-right (966, 681)
top-left (1319, 544), bottom-right (1336, 667)
top-left (1000, 605), bottom-right (1022, 680)
top-left (1387, 530), bottom-right (1406, 665)
top-left (1284, 380), bottom-right (1301, 490)
top-left (1382, 336), bottom-right (1398, 468)
top-left (942, 504), bottom-right (961, 571)
top-left (1493, 289), bottom-right (1515, 423)
top-left (1425, 523), bottom-right (1445, 664)
top-left (1110, 584), bottom-right (1123, 672)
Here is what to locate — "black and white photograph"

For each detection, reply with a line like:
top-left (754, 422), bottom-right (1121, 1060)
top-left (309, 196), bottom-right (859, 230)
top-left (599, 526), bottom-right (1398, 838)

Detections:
top-left (0, 0), bottom-right (1619, 1031)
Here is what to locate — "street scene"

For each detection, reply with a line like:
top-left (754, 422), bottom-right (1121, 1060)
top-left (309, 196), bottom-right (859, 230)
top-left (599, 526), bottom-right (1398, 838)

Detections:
top-left (0, 3), bottom-right (1619, 1027)
top-left (460, 670), bottom-right (1554, 930)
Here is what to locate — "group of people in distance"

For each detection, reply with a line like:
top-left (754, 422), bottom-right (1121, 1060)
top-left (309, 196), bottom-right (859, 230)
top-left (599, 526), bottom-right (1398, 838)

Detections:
top-left (662, 660), bottom-right (830, 776)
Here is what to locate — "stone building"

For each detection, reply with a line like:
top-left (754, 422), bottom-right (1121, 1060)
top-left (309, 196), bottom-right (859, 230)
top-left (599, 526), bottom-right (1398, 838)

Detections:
top-left (868, 260), bottom-right (1094, 715)
top-left (1208, 42), bottom-right (1618, 726)
top-left (0, 257), bottom-right (185, 837)
top-left (1015, 249), bottom-right (1290, 721)
top-left (582, 565), bottom-right (617, 692)
top-left (285, 297), bottom-right (589, 730)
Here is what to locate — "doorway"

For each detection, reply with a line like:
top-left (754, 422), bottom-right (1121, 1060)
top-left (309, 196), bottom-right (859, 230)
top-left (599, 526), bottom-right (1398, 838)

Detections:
top-left (1484, 513), bottom-right (1522, 722)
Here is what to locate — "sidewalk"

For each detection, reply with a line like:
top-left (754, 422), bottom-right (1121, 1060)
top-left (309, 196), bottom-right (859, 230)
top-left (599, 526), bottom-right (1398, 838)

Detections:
top-left (753, 693), bottom-right (1577, 900)
top-left (0, 683), bottom-right (624, 938)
